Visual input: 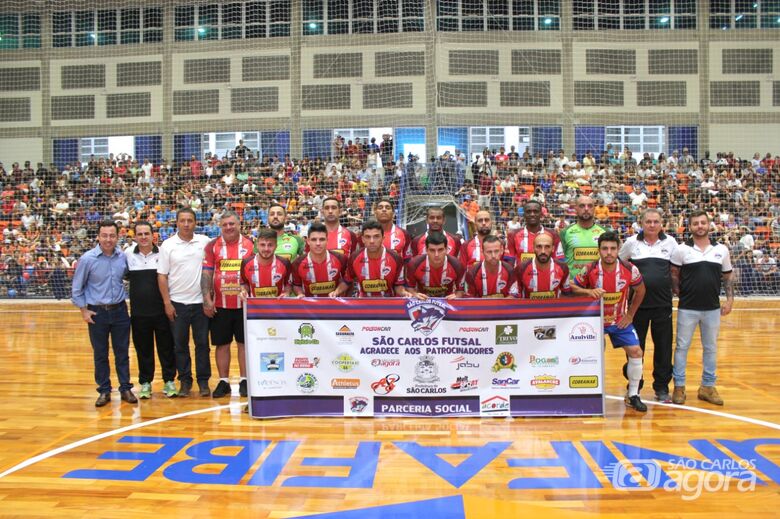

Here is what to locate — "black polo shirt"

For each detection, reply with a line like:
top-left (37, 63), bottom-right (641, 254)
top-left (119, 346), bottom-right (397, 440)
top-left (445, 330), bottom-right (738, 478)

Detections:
top-left (671, 238), bottom-right (732, 311)
top-left (125, 244), bottom-right (165, 317)
top-left (619, 231), bottom-right (678, 309)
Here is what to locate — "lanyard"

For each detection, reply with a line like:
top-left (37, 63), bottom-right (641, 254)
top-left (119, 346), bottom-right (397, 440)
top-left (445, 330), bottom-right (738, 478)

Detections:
top-left (480, 260), bottom-right (502, 296)
top-left (307, 252), bottom-right (333, 284)
top-left (530, 258), bottom-right (556, 292)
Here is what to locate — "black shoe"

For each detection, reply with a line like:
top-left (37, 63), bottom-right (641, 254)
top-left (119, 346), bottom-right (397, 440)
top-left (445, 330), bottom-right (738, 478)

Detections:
top-left (212, 380), bottom-right (231, 398)
top-left (198, 381), bottom-right (211, 397)
top-left (120, 390), bottom-right (138, 404)
top-left (178, 381), bottom-right (192, 397)
top-left (239, 379), bottom-right (247, 397)
top-left (95, 392), bottom-right (111, 407)
top-left (625, 395), bottom-right (648, 412)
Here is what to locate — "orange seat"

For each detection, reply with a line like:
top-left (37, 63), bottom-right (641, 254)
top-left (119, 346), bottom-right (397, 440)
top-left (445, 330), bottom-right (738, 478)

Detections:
top-left (522, 184), bottom-right (535, 195)
top-left (754, 226), bottom-right (771, 240)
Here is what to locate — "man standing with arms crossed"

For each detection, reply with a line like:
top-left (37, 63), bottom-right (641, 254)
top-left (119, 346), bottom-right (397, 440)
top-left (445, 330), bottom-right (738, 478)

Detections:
top-left (619, 208), bottom-right (678, 402)
top-left (202, 211), bottom-right (254, 398)
top-left (460, 209), bottom-right (493, 268)
top-left (670, 210), bottom-right (734, 406)
top-left (506, 200), bottom-right (564, 266)
top-left (158, 208), bottom-right (211, 398)
top-left (72, 220), bottom-right (136, 407)
top-left (125, 221), bottom-right (177, 399)
top-left (463, 235), bottom-right (516, 298)
top-left (560, 195), bottom-right (609, 274)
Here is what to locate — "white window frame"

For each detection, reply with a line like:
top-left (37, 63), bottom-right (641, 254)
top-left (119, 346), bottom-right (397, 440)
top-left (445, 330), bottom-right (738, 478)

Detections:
top-left (436, 0), bottom-right (561, 32)
top-left (605, 125), bottom-right (665, 156)
top-left (573, 0), bottom-right (697, 30)
top-left (303, 0), bottom-right (425, 35)
top-left (79, 137), bottom-right (110, 164)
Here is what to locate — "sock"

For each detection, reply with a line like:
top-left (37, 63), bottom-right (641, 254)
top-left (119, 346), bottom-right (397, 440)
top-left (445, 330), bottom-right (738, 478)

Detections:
top-left (220, 377), bottom-right (229, 383)
top-left (627, 357), bottom-right (643, 397)
top-left (240, 377), bottom-right (247, 382)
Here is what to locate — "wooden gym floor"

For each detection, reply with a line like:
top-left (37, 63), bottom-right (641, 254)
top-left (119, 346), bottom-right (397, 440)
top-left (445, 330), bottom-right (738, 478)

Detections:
top-left (0, 301), bottom-right (779, 518)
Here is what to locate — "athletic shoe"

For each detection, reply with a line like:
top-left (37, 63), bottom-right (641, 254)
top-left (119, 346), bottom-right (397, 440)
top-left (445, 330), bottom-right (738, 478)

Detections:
top-left (198, 381), bottom-right (211, 397)
top-left (138, 382), bottom-right (152, 399)
top-left (163, 381), bottom-right (178, 398)
top-left (672, 386), bottom-right (686, 405)
top-left (239, 379), bottom-right (247, 397)
top-left (625, 395), bottom-right (648, 412)
top-left (697, 386), bottom-right (724, 406)
top-left (178, 381), bottom-right (192, 398)
top-left (655, 391), bottom-right (672, 403)
top-left (212, 380), bottom-right (232, 398)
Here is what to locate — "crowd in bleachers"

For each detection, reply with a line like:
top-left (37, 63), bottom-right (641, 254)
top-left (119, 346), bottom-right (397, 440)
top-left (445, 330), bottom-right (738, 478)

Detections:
top-left (1, 139), bottom-right (780, 298)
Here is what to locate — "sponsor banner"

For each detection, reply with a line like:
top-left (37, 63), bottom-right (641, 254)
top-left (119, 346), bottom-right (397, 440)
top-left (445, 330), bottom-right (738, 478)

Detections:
top-left (245, 298), bottom-right (603, 418)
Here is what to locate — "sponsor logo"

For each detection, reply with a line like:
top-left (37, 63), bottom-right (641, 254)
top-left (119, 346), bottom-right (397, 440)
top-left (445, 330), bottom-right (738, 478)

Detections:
top-left (349, 397), bottom-right (368, 413)
top-left (569, 375), bottom-right (599, 389)
top-left (531, 375), bottom-right (561, 391)
top-left (406, 299), bottom-right (448, 336)
top-left (362, 326), bottom-right (391, 332)
top-left (379, 403), bottom-right (473, 415)
top-left (534, 326), bottom-right (557, 340)
top-left (529, 355), bottom-right (559, 368)
top-left (371, 358), bottom-right (401, 367)
top-left (267, 327), bottom-right (277, 337)
top-left (258, 379), bottom-right (287, 390)
top-left (362, 279), bottom-right (389, 293)
top-left (492, 377), bottom-right (521, 388)
top-left (371, 374), bottom-right (400, 395)
top-left (413, 355), bottom-right (440, 384)
top-left (258, 327), bottom-right (286, 341)
top-left (574, 247), bottom-right (599, 261)
top-left (570, 355), bottom-right (599, 365)
top-left (332, 353), bottom-right (359, 373)
top-left (495, 324), bottom-right (518, 345)
top-left (451, 375), bottom-right (479, 392)
top-left (459, 326), bottom-right (488, 333)
top-left (296, 373), bottom-right (318, 393)
top-left (492, 352), bottom-right (517, 372)
top-left (295, 322), bottom-right (320, 345)
top-left (450, 355), bottom-right (480, 371)
top-left (480, 395), bottom-right (510, 415)
top-left (260, 352), bottom-right (284, 372)
top-left (292, 356), bottom-right (320, 369)
top-left (331, 378), bottom-right (360, 389)
top-left (336, 325), bottom-right (354, 343)
top-left (569, 322), bottom-right (598, 342)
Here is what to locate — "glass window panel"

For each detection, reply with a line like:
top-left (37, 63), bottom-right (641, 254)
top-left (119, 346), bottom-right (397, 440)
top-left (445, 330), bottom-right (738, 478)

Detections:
top-left (573, 16), bottom-right (595, 29)
top-left (303, 1), bottom-right (324, 20)
top-left (175, 27), bottom-right (195, 40)
top-left (199, 26), bottom-right (219, 40)
top-left (121, 31), bottom-right (140, 44)
top-left (198, 5), bottom-right (219, 26)
top-left (0, 14), bottom-right (19, 35)
top-left (98, 32), bottom-right (116, 45)
top-left (53, 34), bottom-right (70, 46)
top-left (463, 0), bottom-right (484, 16)
top-left (624, 16), bottom-right (645, 29)
top-left (438, 17), bottom-right (459, 30)
top-left (402, 0), bottom-right (425, 17)
top-left (649, 0), bottom-right (671, 14)
top-left (121, 9), bottom-right (140, 30)
top-left (514, 0), bottom-right (535, 15)
top-left (270, 23), bottom-right (290, 36)
top-left (23, 35), bottom-right (40, 47)
top-left (247, 2), bottom-right (266, 23)
top-left (675, 0), bottom-right (697, 14)
top-left (97, 10), bottom-right (116, 31)
top-left (710, 14), bottom-right (731, 28)
top-left (0, 36), bottom-right (19, 49)
top-left (514, 16), bottom-right (535, 29)
top-left (624, 0), bottom-right (644, 15)
top-left (329, 1), bottom-right (349, 20)
top-left (144, 8), bottom-right (163, 28)
top-left (736, 0), bottom-right (756, 10)
top-left (223, 3), bottom-right (243, 24)
top-left (573, 0), bottom-right (594, 15)
top-left (540, 0), bottom-right (560, 15)
top-left (539, 16), bottom-right (559, 29)
top-left (75, 11), bottom-right (94, 32)
top-left (271, 1), bottom-right (291, 22)
top-left (764, 0), bottom-right (780, 10)
top-left (378, 19), bottom-right (399, 32)
top-left (438, 0), bottom-right (457, 16)
top-left (75, 33), bottom-right (94, 46)
top-left (144, 29), bottom-right (162, 42)
top-left (599, 16), bottom-right (620, 28)
top-left (22, 14), bottom-right (40, 34)
top-left (463, 17), bottom-right (485, 30)
top-left (675, 15), bottom-right (696, 29)
top-left (175, 6), bottom-right (195, 26)
top-left (353, 20), bottom-right (374, 32)
top-left (379, 0), bottom-right (399, 17)
top-left (709, 0), bottom-right (731, 14)
top-left (222, 26), bottom-right (242, 39)
top-left (246, 24), bottom-right (266, 38)
top-left (760, 14), bottom-right (780, 27)
top-left (354, 0), bottom-right (374, 18)
top-left (487, 0), bottom-right (508, 15)
top-left (488, 17), bottom-right (509, 30)
top-left (598, 0), bottom-right (620, 15)
top-left (53, 12), bottom-right (71, 32)
top-left (735, 14), bottom-right (757, 28)
top-left (651, 16), bottom-right (672, 28)
top-left (403, 18), bottom-right (425, 31)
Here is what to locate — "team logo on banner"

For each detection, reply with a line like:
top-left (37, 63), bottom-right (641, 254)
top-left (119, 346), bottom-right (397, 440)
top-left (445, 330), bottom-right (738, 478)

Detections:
top-left (296, 373), bottom-right (318, 393)
top-left (406, 299), bottom-right (448, 336)
top-left (492, 352), bottom-right (517, 372)
top-left (371, 374), bottom-right (400, 395)
top-left (261, 353), bottom-right (284, 372)
top-left (495, 324), bottom-right (518, 345)
top-left (534, 326), bottom-right (557, 340)
top-left (414, 355), bottom-right (440, 383)
top-left (349, 396), bottom-right (369, 413)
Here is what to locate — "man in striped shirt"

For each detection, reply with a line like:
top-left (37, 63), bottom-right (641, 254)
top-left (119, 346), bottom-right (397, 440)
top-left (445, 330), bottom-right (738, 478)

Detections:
top-left (464, 235), bottom-right (516, 298)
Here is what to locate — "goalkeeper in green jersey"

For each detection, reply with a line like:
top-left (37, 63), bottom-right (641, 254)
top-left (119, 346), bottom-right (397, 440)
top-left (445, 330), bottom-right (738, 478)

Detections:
top-left (559, 195), bottom-right (609, 273)
top-left (267, 203), bottom-right (304, 261)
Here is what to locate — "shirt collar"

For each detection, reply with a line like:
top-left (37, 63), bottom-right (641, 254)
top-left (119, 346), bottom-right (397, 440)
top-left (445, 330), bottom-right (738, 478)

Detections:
top-left (637, 230), bottom-right (667, 242)
top-left (133, 244), bottom-right (159, 254)
top-left (95, 245), bottom-right (121, 257)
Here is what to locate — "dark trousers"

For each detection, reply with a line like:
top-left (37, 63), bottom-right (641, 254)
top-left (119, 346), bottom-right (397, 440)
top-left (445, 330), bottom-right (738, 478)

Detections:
top-left (131, 313), bottom-right (176, 384)
top-left (633, 306), bottom-right (674, 394)
top-left (171, 302), bottom-right (211, 385)
top-left (87, 302), bottom-right (132, 394)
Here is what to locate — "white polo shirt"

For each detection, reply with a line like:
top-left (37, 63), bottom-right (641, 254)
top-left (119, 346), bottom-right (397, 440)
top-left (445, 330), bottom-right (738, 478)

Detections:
top-left (157, 232), bottom-right (210, 304)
